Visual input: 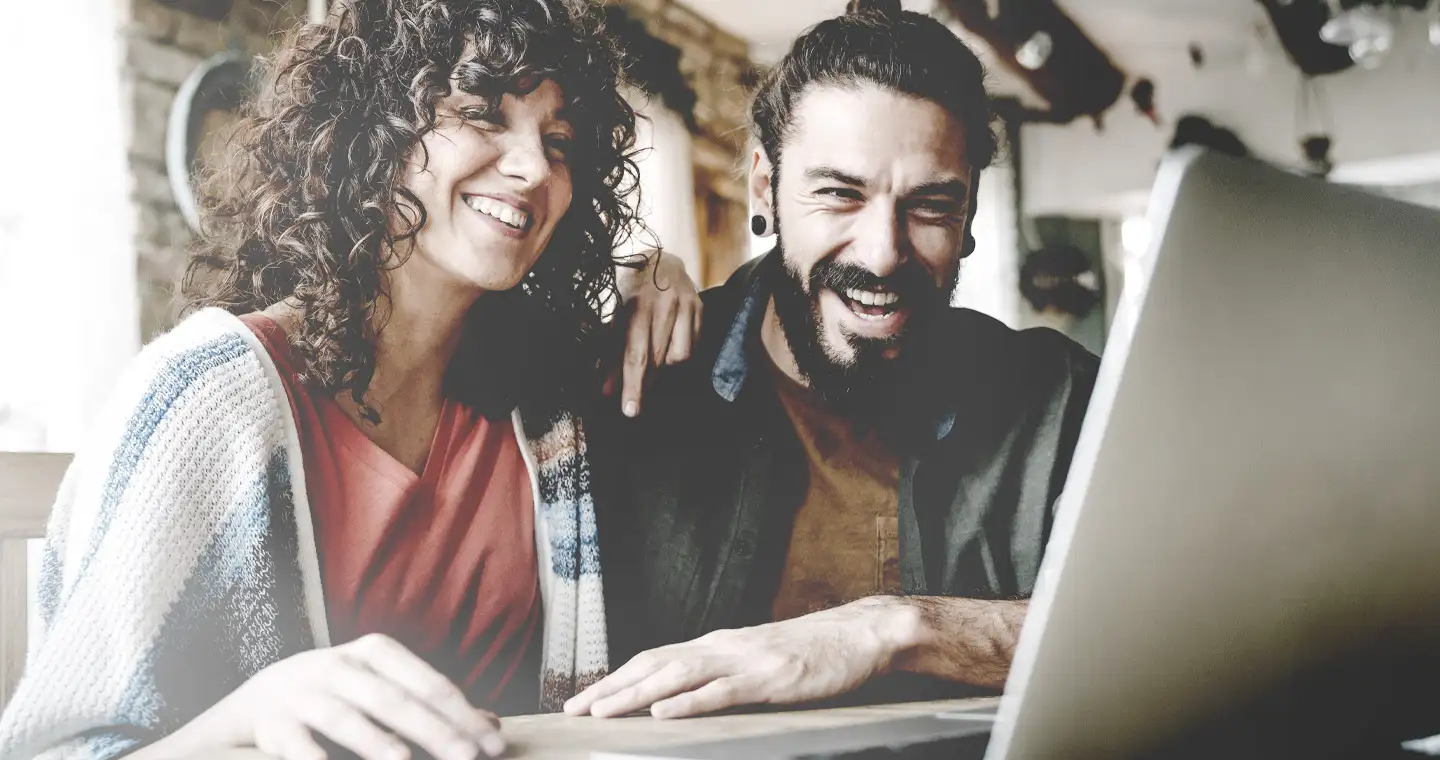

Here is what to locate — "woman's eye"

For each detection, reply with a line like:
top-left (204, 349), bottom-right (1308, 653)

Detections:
top-left (459, 106), bottom-right (499, 124)
top-left (545, 135), bottom-right (573, 161)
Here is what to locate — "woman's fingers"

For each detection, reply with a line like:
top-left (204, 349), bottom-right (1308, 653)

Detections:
top-left (650, 295), bottom-right (679, 367)
top-left (345, 634), bottom-right (505, 756)
top-left (666, 301), bottom-right (698, 365)
top-left (254, 716), bottom-right (328, 760)
top-left (293, 693), bottom-right (410, 760)
top-left (331, 660), bottom-right (488, 760)
top-left (621, 301), bottom-right (653, 418)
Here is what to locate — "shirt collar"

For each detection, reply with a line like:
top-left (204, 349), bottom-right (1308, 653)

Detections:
top-left (709, 251), bottom-right (958, 441)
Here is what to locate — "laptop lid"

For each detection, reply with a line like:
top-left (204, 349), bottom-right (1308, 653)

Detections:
top-left (988, 149), bottom-right (1440, 760)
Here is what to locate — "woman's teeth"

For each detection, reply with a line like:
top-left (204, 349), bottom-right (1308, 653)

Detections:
top-left (465, 196), bottom-right (529, 230)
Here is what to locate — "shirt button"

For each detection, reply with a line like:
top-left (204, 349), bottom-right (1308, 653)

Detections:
top-left (734, 533), bottom-right (757, 558)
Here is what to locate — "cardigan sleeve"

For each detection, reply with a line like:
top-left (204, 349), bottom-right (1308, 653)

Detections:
top-left (0, 315), bottom-right (313, 760)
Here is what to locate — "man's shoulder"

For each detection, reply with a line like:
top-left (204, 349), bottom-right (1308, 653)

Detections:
top-left (936, 307), bottom-right (1100, 405)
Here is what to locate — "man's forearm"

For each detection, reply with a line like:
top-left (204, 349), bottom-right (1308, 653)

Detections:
top-left (868, 595), bottom-right (1029, 689)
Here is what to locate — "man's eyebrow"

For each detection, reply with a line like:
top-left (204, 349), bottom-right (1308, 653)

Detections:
top-left (905, 179), bottom-right (970, 201)
top-left (804, 167), bottom-right (868, 186)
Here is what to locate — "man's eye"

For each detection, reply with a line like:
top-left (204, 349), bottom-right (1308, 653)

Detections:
top-left (817, 187), bottom-right (862, 202)
top-left (910, 201), bottom-right (962, 220)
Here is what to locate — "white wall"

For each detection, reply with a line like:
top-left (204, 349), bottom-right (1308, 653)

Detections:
top-left (1022, 17), bottom-right (1440, 217)
top-left (0, 0), bottom-right (136, 452)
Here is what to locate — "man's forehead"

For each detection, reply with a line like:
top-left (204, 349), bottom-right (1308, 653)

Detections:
top-left (785, 82), bottom-right (971, 184)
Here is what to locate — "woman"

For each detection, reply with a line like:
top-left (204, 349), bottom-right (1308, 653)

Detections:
top-left (0, 1), bottom-right (698, 759)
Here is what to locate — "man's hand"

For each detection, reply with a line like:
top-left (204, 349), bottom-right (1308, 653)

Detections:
top-left (563, 598), bottom-right (921, 720)
top-left (610, 250), bottom-right (702, 417)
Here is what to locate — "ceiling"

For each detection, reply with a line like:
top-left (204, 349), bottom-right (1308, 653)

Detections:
top-left (678, 0), bottom-right (1277, 82)
top-left (678, 0), bottom-right (939, 62)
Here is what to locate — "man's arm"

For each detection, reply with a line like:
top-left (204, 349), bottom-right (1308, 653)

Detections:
top-left (563, 594), bottom-right (1029, 719)
top-left (884, 595), bottom-right (1029, 690)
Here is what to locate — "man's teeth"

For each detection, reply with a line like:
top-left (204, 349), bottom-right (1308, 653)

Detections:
top-left (843, 288), bottom-right (900, 307)
top-left (466, 196), bottom-right (529, 230)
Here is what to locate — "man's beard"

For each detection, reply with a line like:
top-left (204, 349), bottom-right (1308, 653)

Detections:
top-left (768, 239), bottom-right (957, 422)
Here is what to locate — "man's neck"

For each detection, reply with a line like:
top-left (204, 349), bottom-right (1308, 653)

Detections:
top-left (761, 296), bottom-right (810, 391)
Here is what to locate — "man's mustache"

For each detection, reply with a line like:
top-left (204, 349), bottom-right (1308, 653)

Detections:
top-left (809, 259), bottom-right (936, 301)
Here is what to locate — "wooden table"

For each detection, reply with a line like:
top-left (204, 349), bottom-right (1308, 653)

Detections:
top-left (203, 698), bottom-right (996, 760)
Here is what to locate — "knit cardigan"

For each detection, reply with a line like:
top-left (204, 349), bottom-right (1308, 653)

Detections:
top-left (0, 308), bottom-right (609, 760)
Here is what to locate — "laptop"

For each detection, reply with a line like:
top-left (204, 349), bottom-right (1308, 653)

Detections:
top-left (593, 148), bottom-right (1440, 760)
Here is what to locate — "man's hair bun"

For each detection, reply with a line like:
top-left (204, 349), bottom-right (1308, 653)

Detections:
top-left (845, 0), bottom-right (904, 18)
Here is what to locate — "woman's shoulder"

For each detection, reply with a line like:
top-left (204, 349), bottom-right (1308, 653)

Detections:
top-left (105, 308), bottom-right (292, 440)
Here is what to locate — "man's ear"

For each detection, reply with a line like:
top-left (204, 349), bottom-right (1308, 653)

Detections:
top-left (749, 147), bottom-right (776, 238)
top-left (961, 171), bottom-right (981, 258)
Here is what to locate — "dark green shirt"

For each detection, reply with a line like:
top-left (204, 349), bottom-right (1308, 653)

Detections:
top-left (591, 252), bottom-right (1099, 697)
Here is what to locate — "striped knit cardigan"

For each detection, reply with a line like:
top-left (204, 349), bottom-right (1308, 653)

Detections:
top-left (0, 309), bottom-right (609, 760)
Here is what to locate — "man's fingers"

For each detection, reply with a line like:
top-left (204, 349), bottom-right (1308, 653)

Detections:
top-left (666, 303), bottom-right (695, 365)
top-left (255, 717), bottom-right (328, 760)
top-left (651, 676), bottom-right (750, 720)
top-left (294, 694), bottom-right (410, 760)
top-left (346, 634), bottom-right (498, 750)
top-left (564, 652), bottom-right (670, 716)
top-left (620, 303), bottom-right (652, 418)
top-left (331, 662), bottom-right (491, 760)
top-left (589, 660), bottom-right (714, 719)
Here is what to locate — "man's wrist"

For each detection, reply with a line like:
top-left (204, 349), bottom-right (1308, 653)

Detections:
top-left (854, 595), bottom-right (931, 673)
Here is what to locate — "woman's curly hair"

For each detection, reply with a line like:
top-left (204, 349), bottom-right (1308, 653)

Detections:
top-left (185, 0), bottom-right (643, 416)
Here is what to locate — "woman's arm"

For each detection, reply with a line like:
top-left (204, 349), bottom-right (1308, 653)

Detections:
top-left (612, 250), bottom-right (702, 417)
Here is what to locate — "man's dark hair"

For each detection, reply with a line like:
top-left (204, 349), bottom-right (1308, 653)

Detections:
top-left (748, 0), bottom-right (999, 186)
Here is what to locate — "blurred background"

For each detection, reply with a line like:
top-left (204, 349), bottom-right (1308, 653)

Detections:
top-left (2, 0), bottom-right (1440, 452)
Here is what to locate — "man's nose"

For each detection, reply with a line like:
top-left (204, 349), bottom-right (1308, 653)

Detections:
top-left (851, 202), bottom-right (906, 278)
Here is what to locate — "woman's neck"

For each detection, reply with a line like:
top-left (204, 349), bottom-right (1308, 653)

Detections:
top-left (366, 262), bottom-right (478, 414)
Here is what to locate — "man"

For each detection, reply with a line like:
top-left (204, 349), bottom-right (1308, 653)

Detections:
top-left (569, 0), bottom-right (1098, 721)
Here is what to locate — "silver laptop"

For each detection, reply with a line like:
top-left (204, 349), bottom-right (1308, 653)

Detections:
top-left (595, 148), bottom-right (1440, 760)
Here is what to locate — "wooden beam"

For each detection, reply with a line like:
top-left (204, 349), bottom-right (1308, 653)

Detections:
top-left (937, 0), bottom-right (1126, 124)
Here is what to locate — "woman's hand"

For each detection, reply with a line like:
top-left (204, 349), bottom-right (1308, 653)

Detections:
top-left (612, 251), bottom-right (702, 417)
top-left (133, 634), bottom-right (504, 760)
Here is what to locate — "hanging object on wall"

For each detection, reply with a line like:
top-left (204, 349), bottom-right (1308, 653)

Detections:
top-left (1320, 0), bottom-right (1397, 68)
top-left (167, 51), bottom-right (255, 233)
top-left (1015, 30), bottom-right (1054, 70)
top-left (1188, 42), bottom-right (1207, 69)
top-left (1129, 78), bottom-right (1159, 125)
top-left (1169, 115), bottom-right (1252, 157)
top-left (1255, 0), bottom-right (1355, 75)
top-left (1019, 244), bottom-right (1101, 319)
top-left (1295, 76), bottom-right (1335, 177)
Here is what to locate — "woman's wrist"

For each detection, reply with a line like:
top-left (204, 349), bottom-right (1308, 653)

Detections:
top-left (125, 695), bottom-right (247, 760)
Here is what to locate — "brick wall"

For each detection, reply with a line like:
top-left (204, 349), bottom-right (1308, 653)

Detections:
top-left (613, 0), bottom-right (757, 286)
top-left (124, 0), bottom-right (306, 341)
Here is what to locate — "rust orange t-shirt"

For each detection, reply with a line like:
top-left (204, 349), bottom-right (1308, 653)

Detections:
top-left (768, 364), bottom-right (903, 622)
top-left (240, 313), bottom-right (542, 713)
